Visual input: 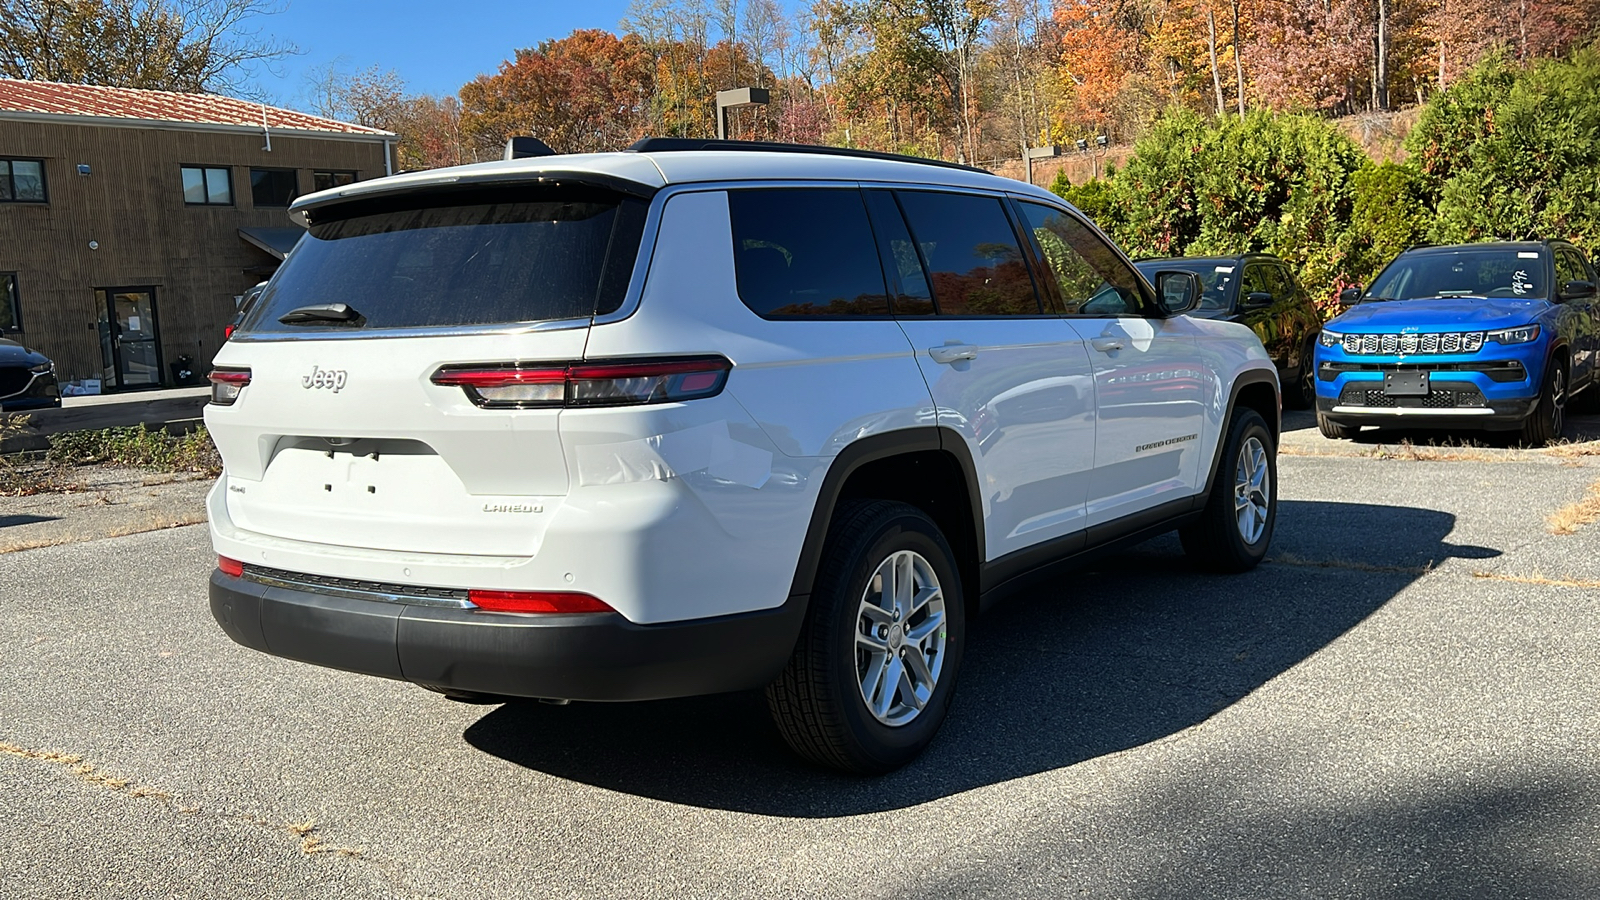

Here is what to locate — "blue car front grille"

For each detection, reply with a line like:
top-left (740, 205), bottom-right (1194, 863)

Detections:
top-left (1338, 385), bottom-right (1488, 408)
top-left (1342, 332), bottom-right (1485, 355)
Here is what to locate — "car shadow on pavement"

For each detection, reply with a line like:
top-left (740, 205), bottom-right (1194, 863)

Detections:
top-left (1282, 406), bottom-right (1600, 444)
top-left (464, 499), bottom-right (1499, 816)
top-left (0, 514), bottom-right (60, 528)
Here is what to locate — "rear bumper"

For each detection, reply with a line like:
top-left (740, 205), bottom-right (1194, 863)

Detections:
top-left (209, 570), bottom-right (806, 701)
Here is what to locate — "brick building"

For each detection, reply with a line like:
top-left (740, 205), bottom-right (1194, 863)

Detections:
top-left (0, 79), bottom-right (394, 389)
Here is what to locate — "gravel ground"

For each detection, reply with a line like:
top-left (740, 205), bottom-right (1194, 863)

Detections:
top-left (0, 467), bottom-right (211, 553)
top-left (1, 423), bottom-right (1597, 899)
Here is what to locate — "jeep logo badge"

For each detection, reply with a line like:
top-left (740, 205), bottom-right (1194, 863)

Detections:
top-left (302, 365), bottom-right (348, 392)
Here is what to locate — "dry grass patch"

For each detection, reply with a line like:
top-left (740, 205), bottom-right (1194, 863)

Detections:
top-left (1547, 480), bottom-right (1600, 535)
top-left (1, 740), bottom-right (363, 860)
top-left (1472, 571), bottom-right (1600, 590)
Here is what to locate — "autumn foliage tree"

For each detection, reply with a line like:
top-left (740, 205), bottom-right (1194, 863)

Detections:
top-left (459, 29), bottom-right (657, 156)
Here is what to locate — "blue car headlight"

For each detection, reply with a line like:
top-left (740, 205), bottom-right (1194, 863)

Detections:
top-left (1318, 330), bottom-right (1343, 348)
top-left (1487, 324), bottom-right (1541, 345)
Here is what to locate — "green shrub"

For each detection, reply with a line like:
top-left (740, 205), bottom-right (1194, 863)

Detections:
top-left (1052, 174), bottom-right (1117, 228)
top-left (1346, 161), bottom-right (1430, 288)
top-left (48, 424), bottom-right (221, 475)
top-left (1412, 49), bottom-right (1600, 250)
top-left (1092, 107), bottom-right (1367, 309)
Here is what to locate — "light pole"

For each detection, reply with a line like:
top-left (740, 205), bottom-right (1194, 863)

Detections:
top-left (1024, 145), bottom-right (1061, 187)
top-left (1077, 135), bottom-right (1110, 180)
top-left (716, 87), bottom-right (771, 141)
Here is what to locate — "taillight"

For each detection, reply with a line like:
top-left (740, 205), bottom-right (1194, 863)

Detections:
top-left (208, 367), bottom-right (251, 405)
top-left (223, 324), bottom-right (237, 340)
top-left (432, 356), bottom-right (732, 409)
top-left (468, 590), bottom-right (614, 614)
top-left (217, 556), bottom-right (244, 577)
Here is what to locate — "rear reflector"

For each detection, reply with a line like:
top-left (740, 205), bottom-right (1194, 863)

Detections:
top-left (432, 356), bottom-right (731, 409)
top-left (208, 367), bottom-right (251, 405)
top-left (467, 590), bottom-right (614, 614)
top-left (217, 556), bottom-right (244, 577)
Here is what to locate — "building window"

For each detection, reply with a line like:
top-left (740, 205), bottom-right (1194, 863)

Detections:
top-left (1, 158), bottom-right (47, 203)
top-left (181, 166), bottom-right (232, 206)
top-left (251, 168), bottom-right (298, 207)
top-left (0, 273), bottom-right (21, 331)
top-left (313, 170), bottom-right (357, 193)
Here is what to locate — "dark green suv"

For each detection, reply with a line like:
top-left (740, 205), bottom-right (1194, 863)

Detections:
top-left (1134, 253), bottom-right (1322, 408)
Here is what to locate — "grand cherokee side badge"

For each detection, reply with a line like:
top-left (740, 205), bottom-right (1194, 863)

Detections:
top-left (483, 503), bottom-right (542, 513)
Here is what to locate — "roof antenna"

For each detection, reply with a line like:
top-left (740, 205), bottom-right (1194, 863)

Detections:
top-left (261, 103), bottom-right (272, 152)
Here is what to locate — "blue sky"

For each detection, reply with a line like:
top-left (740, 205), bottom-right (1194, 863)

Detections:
top-left (255, 0), bottom-right (641, 106)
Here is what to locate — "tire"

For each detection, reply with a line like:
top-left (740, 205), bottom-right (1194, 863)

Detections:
top-left (1181, 408), bottom-right (1277, 573)
top-left (1519, 361), bottom-right (1567, 447)
top-left (1283, 339), bottom-right (1318, 410)
top-left (1317, 411), bottom-right (1356, 440)
top-left (765, 500), bottom-right (966, 774)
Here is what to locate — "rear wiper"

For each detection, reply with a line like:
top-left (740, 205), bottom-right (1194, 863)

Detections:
top-left (279, 303), bottom-right (364, 326)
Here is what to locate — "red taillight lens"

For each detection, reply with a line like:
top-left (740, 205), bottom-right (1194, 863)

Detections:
top-left (223, 324), bottom-right (237, 340)
top-left (217, 556), bottom-right (244, 577)
top-left (467, 590), bottom-right (614, 614)
top-left (431, 357), bottom-right (731, 409)
top-left (208, 367), bottom-right (251, 405)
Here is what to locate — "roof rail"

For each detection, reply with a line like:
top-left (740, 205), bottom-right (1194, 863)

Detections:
top-left (624, 137), bottom-right (990, 175)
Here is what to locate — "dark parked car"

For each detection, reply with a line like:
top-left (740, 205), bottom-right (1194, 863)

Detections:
top-left (0, 338), bottom-right (61, 411)
top-left (1134, 254), bottom-right (1322, 408)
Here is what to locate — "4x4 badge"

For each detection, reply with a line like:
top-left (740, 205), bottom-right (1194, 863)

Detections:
top-left (302, 365), bottom-right (348, 392)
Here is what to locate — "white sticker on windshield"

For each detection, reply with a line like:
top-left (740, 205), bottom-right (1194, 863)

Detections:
top-left (1215, 266), bottom-right (1235, 273)
top-left (1518, 251), bottom-right (1539, 259)
top-left (1512, 270), bottom-right (1532, 295)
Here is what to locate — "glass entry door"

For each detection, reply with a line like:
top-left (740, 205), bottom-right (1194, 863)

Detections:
top-left (96, 288), bottom-right (163, 389)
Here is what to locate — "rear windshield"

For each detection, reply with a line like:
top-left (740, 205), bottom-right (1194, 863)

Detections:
top-left (242, 186), bottom-right (648, 333)
top-left (1367, 249), bottom-right (1546, 301)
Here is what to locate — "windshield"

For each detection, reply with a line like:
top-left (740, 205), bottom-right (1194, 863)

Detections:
top-left (1366, 249), bottom-right (1546, 301)
top-left (1134, 261), bottom-right (1235, 311)
top-left (242, 186), bottom-right (648, 334)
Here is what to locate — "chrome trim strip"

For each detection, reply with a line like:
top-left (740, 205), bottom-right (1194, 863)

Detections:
top-left (0, 370), bottom-right (43, 401)
top-left (242, 571), bottom-right (477, 609)
top-left (1330, 406), bottom-right (1496, 416)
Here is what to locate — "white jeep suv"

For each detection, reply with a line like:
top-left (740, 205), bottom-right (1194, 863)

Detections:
top-left (206, 139), bottom-right (1280, 773)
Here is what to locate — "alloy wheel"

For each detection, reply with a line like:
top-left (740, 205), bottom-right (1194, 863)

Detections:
top-left (1234, 436), bottom-right (1271, 545)
top-left (855, 549), bottom-right (947, 727)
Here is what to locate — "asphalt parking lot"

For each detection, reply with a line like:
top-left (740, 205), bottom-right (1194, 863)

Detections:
top-left (3, 412), bottom-right (1598, 899)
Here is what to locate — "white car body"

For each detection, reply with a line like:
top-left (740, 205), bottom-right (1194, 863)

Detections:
top-left (205, 145), bottom-right (1277, 708)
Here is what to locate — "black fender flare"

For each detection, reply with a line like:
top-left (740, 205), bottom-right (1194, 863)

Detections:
top-left (1199, 367), bottom-right (1280, 500)
top-left (786, 426), bottom-right (985, 602)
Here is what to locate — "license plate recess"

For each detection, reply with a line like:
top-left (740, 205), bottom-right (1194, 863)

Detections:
top-left (1384, 370), bottom-right (1429, 396)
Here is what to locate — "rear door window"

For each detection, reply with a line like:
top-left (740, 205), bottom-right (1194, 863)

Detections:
top-left (243, 186), bottom-right (648, 333)
top-left (895, 191), bottom-right (1041, 316)
top-left (1014, 201), bottom-right (1143, 316)
top-left (728, 188), bottom-right (890, 317)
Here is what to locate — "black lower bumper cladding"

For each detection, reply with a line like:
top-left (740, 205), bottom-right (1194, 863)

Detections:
top-left (210, 570), bottom-right (805, 702)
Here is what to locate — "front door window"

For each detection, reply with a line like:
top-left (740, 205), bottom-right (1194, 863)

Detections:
top-left (96, 288), bottom-right (162, 389)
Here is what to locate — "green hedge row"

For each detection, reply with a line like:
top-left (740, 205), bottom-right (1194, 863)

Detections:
top-left (1051, 49), bottom-right (1600, 317)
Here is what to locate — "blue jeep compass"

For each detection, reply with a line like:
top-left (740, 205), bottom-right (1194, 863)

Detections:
top-left (1315, 241), bottom-right (1600, 445)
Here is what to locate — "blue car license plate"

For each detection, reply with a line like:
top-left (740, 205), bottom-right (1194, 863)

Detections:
top-left (1384, 370), bottom-right (1429, 396)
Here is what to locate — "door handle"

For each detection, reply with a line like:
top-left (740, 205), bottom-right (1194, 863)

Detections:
top-left (928, 344), bottom-right (978, 364)
top-left (1090, 337), bottom-right (1125, 353)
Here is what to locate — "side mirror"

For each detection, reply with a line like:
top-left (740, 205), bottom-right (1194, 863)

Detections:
top-left (1561, 280), bottom-right (1597, 300)
top-left (1243, 291), bottom-right (1274, 309)
top-left (1154, 270), bottom-right (1201, 315)
top-left (1338, 286), bottom-right (1364, 307)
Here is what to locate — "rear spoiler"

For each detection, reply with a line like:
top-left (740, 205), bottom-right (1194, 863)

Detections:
top-left (288, 168), bottom-right (661, 227)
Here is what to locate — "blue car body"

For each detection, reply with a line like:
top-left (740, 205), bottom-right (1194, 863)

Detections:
top-left (1315, 242), bottom-right (1600, 438)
